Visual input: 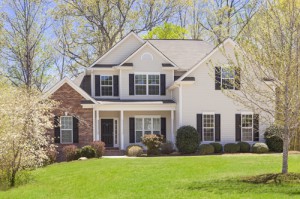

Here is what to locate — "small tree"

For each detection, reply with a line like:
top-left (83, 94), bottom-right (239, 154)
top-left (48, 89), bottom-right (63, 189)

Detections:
top-left (176, 126), bottom-right (200, 154)
top-left (142, 134), bottom-right (163, 155)
top-left (0, 79), bottom-right (56, 187)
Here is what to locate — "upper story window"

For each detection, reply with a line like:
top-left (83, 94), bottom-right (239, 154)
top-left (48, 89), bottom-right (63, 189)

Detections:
top-left (203, 113), bottom-right (215, 141)
top-left (135, 117), bottom-right (161, 143)
top-left (135, 74), bottom-right (160, 95)
top-left (241, 114), bottom-right (253, 141)
top-left (221, 67), bottom-right (235, 89)
top-left (101, 76), bottom-right (113, 96)
top-left (61, 116), bottom-right (73, 144)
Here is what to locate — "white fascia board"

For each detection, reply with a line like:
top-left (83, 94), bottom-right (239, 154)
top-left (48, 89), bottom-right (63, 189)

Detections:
top-left (82, 103), bottom-right (176, 111)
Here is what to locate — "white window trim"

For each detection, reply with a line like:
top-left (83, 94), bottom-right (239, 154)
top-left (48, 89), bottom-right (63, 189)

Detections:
top-left (100, 75), bottom-right (114, 97)
top-left (221, 66), bottom-right (235, 90)
top-left (134, 73), bottom-right (160, 96)
top-left (135, 116), bottom-right (161, 143)
top-left (202, 113), bottom-right (215, 142)
top-left (241, 113), bottom-right (253, 142)
top-left (60, 116), bottom-right (73, 144)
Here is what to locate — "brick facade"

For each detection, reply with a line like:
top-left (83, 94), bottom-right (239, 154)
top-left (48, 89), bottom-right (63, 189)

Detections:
top-left (50, 83), bottom-right (93, 148)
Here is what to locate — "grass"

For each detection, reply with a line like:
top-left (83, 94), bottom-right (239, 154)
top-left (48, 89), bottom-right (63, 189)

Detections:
top-left (1, 154), bottom-right (300, 199)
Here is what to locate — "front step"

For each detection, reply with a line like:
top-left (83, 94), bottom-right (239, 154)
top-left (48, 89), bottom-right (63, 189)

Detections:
top-left (104, 148), bottom-right (125, 156)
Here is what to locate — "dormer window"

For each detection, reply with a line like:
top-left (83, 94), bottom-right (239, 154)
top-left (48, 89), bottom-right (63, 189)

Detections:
top-left (135, 74), bottom-right (160, 95)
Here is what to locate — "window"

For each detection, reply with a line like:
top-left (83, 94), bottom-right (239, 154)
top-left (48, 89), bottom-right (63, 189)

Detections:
top-left (203, 114), bottom-right (214, 141)
top-left (135, 117), bottom-right (161, 143)
top-left (241, 114), bottom-right (253, 141)
top-left (221, 67), bottom-right (235, 89)
top-left (101, 76), bottom-right (113, 96)
top-left (61, 116), bottom-right (73, 143)
top-left (135, 74), bottom-right (160, 95)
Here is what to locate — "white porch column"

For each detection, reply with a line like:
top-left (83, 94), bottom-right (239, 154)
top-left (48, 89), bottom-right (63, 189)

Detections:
top-left (96, 110), bottom-right (99, 140)
top-left (120, 110), bottom-right (124, 150)
top-left (179, 84), bottom-right (183, 127)
top-left (171, 110), bottom-right (174, 143)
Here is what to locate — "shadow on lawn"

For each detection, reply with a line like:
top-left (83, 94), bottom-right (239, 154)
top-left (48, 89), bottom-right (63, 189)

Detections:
top-left (187, 178), bottom-right (300, 196)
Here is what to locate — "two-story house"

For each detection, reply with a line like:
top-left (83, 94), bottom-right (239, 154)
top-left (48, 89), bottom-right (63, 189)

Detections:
top-left (44, 32), bottom-right (268, 152)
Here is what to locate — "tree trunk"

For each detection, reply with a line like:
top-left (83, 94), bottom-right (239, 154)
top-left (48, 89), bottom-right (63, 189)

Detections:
top-left (282, 131), bottom-right (289, 174)
top-left (10, 171), bottom-right (16, 187)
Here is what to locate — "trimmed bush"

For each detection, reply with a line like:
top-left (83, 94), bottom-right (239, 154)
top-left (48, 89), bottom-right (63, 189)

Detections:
top-left (176, 125), bottom-right (200, 154)
top-left (199, 144), bottom-right (214, 155)
top-left (224, 143), bottom-right (240, 153)
top-left (80, 145), bottom-right (96, 158)
top-left (210, 143), bottom-right (223, 153)
top-left (62, 145), bottom-right (78, 161)
top-left (238, 142), bottom-right (251, 153)
top-left (142, 134), bottom-right (163, 155)
top-left (91, 141), bottom-right (105, 158)
top-left (160, 141), bottom-right (174, 154)
top-left (252, 143), bottom-right (269, 153)
top-left (45, 147), bottom-right (58, 164)
top-left (265, 136), bottom-right (283, 152)
top-left (126, 145), bottom-right (143, 157)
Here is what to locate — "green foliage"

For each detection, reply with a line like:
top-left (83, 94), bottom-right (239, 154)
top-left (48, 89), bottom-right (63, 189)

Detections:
top-left (176, 125), bottom-right (200, 154)
top-left (252, 143), bottom-right (269, 154)
top-left (238, 142), bottom-right (251, 153)
top-left (224, 143), bottom-right (240, 153)
top-left (91, 141), bottom-right (105, 158)
top-left (266, 136), bottom-right (283, 152)
top-left (126, 145), bottom-right (143, 157)
top-left (199, 144), bottom-right (215, 155)
top-left (143, 22), bottom-right (189, 39)
top-left (210, 143), bottom-right (223, 153)
top-left (80, 146), bottom-right (96, 158)
top-left (160, 141), bottom-right (174, 154)
top-left (62, 145), bottom-right (78, 161)
top-left (142, 134), bottom-right (163, 155)
top-left (264, 125), bottom-right (283, 138)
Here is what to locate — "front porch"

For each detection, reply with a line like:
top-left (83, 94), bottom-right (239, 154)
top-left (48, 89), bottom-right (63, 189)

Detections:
top-left (86, 101), bottom-right (176, 150)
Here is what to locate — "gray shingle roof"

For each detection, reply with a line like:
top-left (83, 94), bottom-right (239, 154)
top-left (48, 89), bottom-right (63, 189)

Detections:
top-left (148, 40), bottom-right (214, 70)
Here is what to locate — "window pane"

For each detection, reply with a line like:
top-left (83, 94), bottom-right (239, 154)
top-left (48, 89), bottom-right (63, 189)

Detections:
top-left (153, 118), bottom-right (160, 131)
top-left (203, 114), bottom-right (214, 128)
top-left (242, 129), bottom-right (252, 141)
top-left (135, 75), bottom-right (146, 84)
top-left (204, 128), bottom-right (214, 141)
top-left (148, 75), bottom-right (159, 85)
top-left (144, 118), bottom-right (152, 131)
top-left (101, 76), bottom-right (112, 85)
top-left (101, 86), bottom-right (112, 96)
top-left (136, 118), bottom-right (143, 130)
top-left (145, 131), bottom-right (151, 135)
top-left (222, 68), bottom-right (235, 78)
top-left (61, 130), bottom-right (72, 143)
top-left (153, 131), bottom-right (160, 135)
top-left (135, 85), bottom-right (146, 95)
top-left (242, 115), bottom-right (252, 127)
top-left (222, 79), bottom-right (234, 89)
top-left (61, 117), bottom-right (72, 129)
top-left (149, 85), bottom-right (159, 95)
top-left (136, 131), bottom-right (143, 142)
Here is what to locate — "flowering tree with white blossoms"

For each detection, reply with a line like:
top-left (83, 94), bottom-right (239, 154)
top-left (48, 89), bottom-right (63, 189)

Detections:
top-left (0, 79), bottom-right (57, 187)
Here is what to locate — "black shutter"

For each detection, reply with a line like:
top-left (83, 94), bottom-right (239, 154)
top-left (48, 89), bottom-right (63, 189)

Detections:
top-left (129, 117), bottom-right (135, 143)
top-left (197, 114), bottom-right (203, 141)
top-left (235, 114), bottom-right (241, 141)
top-left (129, 74), bottom-right (134, 95)
top-left (73, 117), bottom-right (79, 143)
top-left (113, 75), bottom-right (119, 96)
top-left (215, 114), bottom-right (221, 142)
top-left (95, 75), bottom-right (101, 96)
top-left (54, 116), bottom-right (60, 143)
top-left (235, 67), bottom-right (241, 90)
top-left (160, 74), bottom-right (166, 95)
top-left (253, 114), bottom-right (259, 141)
top-left (215, 67), bottom-right (221, 90)
top-left (161, 117), bottom-right (166, 142)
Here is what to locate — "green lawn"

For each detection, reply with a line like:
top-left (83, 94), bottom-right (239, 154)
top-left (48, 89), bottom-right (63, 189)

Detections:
top-left (1, 154), bottom-right (300, 199)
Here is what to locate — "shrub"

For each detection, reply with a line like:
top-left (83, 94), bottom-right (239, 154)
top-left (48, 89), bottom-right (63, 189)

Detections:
top-left (142, 134), bottom-right (163, 155)
top-left (126, 145), bottom-right (143, 157)
top-left (265, 136), bottom-right (283, 152)
top-left (198, 144), bottom-right (214, 155)
top-left (45, 147), bottom-right (58, 164)
top-left (80, 145), bottom-right (96, 158)
top-left (224, 143), bottom-right (240, 153)
top-left (176, 125), bottom-right (200, 154)
top-left (62, 145), bottom-right (78, 161)
top-left (210, 143), bottom-right (223, 153)
top-left (264, 125), bottom-right (283, 138)
top-left (252, 143), bottom-right (269, 153)
top-left (91, 141), bottom-right (105, 158)
top-left (160, 141), bottom-right (174, 154)
top-left (238, 142), bottom-right (251, 153)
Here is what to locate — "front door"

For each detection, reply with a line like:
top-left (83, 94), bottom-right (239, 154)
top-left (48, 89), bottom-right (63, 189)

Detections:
top-left (101, 119), bottom-right (114, 147)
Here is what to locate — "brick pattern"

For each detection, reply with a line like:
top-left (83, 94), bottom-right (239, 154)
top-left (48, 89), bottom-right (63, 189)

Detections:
top-left (49, 83), bottom-right (93, 149)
